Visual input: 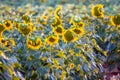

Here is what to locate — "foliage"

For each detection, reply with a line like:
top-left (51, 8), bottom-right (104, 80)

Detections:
top-left (0, 0), bottom-right (120, 80)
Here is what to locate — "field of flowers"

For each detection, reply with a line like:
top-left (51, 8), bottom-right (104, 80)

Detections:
top-left (0, 0), bottom-right (120, 80)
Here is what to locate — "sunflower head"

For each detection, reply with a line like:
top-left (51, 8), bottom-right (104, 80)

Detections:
top-left (91, 4), bottom-right (104, 18)
top-left (0, 23), bottom-right (5, 36)
top-left (54, 5), bottom-right (62, 19)
top-left (0, 38), bottom-right (8, 47)
top-left (72, 27), bottom-right (85, 37)
top-left (26, 37), bottom-right (42, 50)
top-left (18, 23), bottom-right (33, 36)
top-left (45, 35), bottom-right (59, 46)
top-left (22, 15), bottom-right (31, 23)
top-left (110, 14), bottom-right (120, 27)
top-left (0, 38), bottom-right (15, 49)
top-left (13, 21), bottom-right (20, 29)
top-left (77, 22), bottom-right (85, 27)
top-left (51, 17), bottom-right (62, 28)
top-left (62, 29), bottom-right (77, 43)
top-left (70, 63), bottom-right (75, 69)
top-left (52, 25), bottom-right (64, 35)
top-left (3, 20), bottom-right (12, 30)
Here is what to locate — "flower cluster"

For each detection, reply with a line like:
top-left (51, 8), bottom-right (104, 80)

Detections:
top-left (0, 1), bottom-right (120, 80)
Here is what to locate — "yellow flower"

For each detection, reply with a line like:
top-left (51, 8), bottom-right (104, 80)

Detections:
top-left (3, 20), bottom-right (12, 30)
top-left (110, 14), bottom-right (120, 27)
top-left (54, 6), bottom-right (62, 19)
top-left (0, 23), bottom-right (5, 37)
top-left (45, 35), bottom-right (59, 46)
top-left (76, 64), bottom-right (81, 71)
top-left (72, 27), bottom-right (85, 37)
top-left (70, 16), bottom-right (85, 27)
top-left (59, 70), bottom-right (66, 80)
top-left (22, 15), bottom-right (31, 23)
top-left (18, 23), bottom-right (34, 36)
top-left (70, 63), bottom-right (75, 69)
top-left (56, 50), bottom-right (66, 59)
top-left (13, 21), bottom-right (20, 29)
top-left (0, 38), bottom-right (8, 47)
top-left (26, 37), bottom-right (42, 50)
top-left (77, 22), bottom-right (85, 27)
top-left (51, 6), bottom-right (62, 28)
top-left (91, 4), bottom-right (104, 18)
top-left (40, 16), bottom-right (48, 26)
top-left (52, 59), bottom-right (59, 65)
top-left (52, 25), bottom-right (64, 35)
top-left (0, 38), bottom-right (15, 49)
top-left (9, 39), bottom-right (16, 46)
top-left (62, 29), bottom-right (77, 43)
top-left (51, 18), bottom-right (62, 28)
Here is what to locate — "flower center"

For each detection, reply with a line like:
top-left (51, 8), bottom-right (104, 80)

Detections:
top-left (64, 30), bottom-right (74, 41)
top-left (49, 37), bottom-right (56, 42)
top-left (55, 27), bottom-right (62, 33)
top-left (73, 28), bottom-right (81, 34)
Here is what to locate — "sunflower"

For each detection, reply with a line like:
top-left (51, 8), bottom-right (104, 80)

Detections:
top-left (3, 20), bottom-right (12, 30)
top-left (110, 14), bottom-right (120, 27)
top-left (91, 4), bottom-right (104, 18)
top-left (22, 15), bottom-right (31, 23)
top-left (0, 23), bottom-right (5, 37)
top-left (62, 29), bottom-right (77, 43)
top-left (0, 38), bottom-right (15, 49)
top-left (13, 21), bottom-right (20, 29)
top-left (69, 63), bottom-right (75, 69)
top-left (70, 16), bottom-right (85, 27)
top-left (51, 6), bottom-right (62, 28)
top-left (40, 16), bottom-right (48, 26)
top-left (77, 22), bottom-right (85, 27)
top-left (45, 35), bottom-right (59, 46)
top-left (76, 64), bottom-right (81, 71)
top-left (71, 27), bottom-right (85, 37)
top-left (0, 38), bottom-right (8, 47)
top-left (52, 59), bottom-right (59, 65)
top-left (51, 18), bottom-right (62, 28)
top-left (54, 6), bottom-right (62, 19)
top-left (26, 37), bottom-right (42, 50)
top-left (18, 23), bottom-right (35, 36)
top-left (52, 25), bottom-right (64, 35)
top-left (56, 50), bottom-right (66, 59)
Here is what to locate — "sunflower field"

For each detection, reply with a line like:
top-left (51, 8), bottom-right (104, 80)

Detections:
top-left (0, 0), bottom-right (120, 80)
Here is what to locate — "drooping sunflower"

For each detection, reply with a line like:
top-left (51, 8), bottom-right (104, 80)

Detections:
top-left (71, 27), bottom-right (85, 37)
top-left (91, 4), bottom-right (104, 18)
top-left (22, 15), bottom-right (31, 23)
top-left (52, 25), bottom-right (64, 35)
top-left (39, 16), bottom-right (48, 26)
top-left (54, 5), bottom-right (62, 19)
top-left (51, 6), bottom-right (62, 28)
top-left (3, 20), bottom-right (12, 30)
top-left (62, 29), bottom-right (77, 43)
top-left (110, 14), bottom-right (120, 27)
top-left (18, 23), bottom-right (35, 36)
top-left (0, 38), bottom-right (15, 49)
top-left (26, 37), bottom-right (42, 50)
top-left (13, 21), bottom-right (20, 29)
top-left (45, 35), bottom-right (59, 46)
top-left (0, 23), bottom-right (5, 37)
top-left (51, 18), bottom-right (62, 28)
top-left (70, 16), bottom-right (85, 27)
